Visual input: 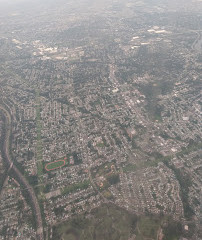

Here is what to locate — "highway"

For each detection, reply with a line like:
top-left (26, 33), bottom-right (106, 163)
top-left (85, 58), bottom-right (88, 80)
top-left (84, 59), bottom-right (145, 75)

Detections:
top-left (0, 105), bottom-right (44, 240)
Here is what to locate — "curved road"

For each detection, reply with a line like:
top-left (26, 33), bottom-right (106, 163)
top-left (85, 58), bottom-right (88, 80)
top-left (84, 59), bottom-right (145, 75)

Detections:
top-left (191, 31), bottom-right (202, 52)
top-left (0, 105), bottom-right (44, 240)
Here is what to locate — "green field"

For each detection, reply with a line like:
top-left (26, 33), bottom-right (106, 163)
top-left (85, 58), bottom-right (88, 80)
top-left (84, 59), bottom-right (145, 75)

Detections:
top-left (45, 160), bottom-right (65, 171)
top-left (96, 142), bottom-right (105, 148)
top-left (123, 163), bottom-right (137, 172)
top-left (52, 204), bottom-right (138, 240)
top-left (61, 180), bottom-right (90, 195)
top-left (135, 216), bottom-right (160, 240)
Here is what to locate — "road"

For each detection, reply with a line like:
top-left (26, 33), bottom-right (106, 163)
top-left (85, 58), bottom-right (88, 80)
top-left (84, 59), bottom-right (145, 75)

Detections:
top-left (191, 31), bottom-right (202, 52)
top-left (0, 105), bottom-right (44, 240)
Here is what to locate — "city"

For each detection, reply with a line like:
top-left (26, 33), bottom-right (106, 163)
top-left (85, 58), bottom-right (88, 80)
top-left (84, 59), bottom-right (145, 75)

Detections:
top-left (0, 0), bottom-right (201, 239)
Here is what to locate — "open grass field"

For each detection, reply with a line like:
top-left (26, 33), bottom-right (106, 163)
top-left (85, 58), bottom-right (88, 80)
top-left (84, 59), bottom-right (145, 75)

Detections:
top-left (135, 216), bottom-right (161, 240)
top-left (123, 163), bottom-right (137, 172)
top-left (61, 180), bottom-right (90, 195)
top-left (45, 159), bottom-right (66, 171)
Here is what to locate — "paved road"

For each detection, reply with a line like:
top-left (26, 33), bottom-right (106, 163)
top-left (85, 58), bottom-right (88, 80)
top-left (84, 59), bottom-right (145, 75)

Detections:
top-left (192, 31), bottom-right (202, 52)
top-left (0, 105), bottom-right (44, 240)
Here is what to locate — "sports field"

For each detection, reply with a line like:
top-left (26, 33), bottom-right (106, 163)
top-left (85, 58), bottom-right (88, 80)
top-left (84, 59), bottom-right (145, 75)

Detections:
top-left (45, 159), bottom-right (66, 171)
